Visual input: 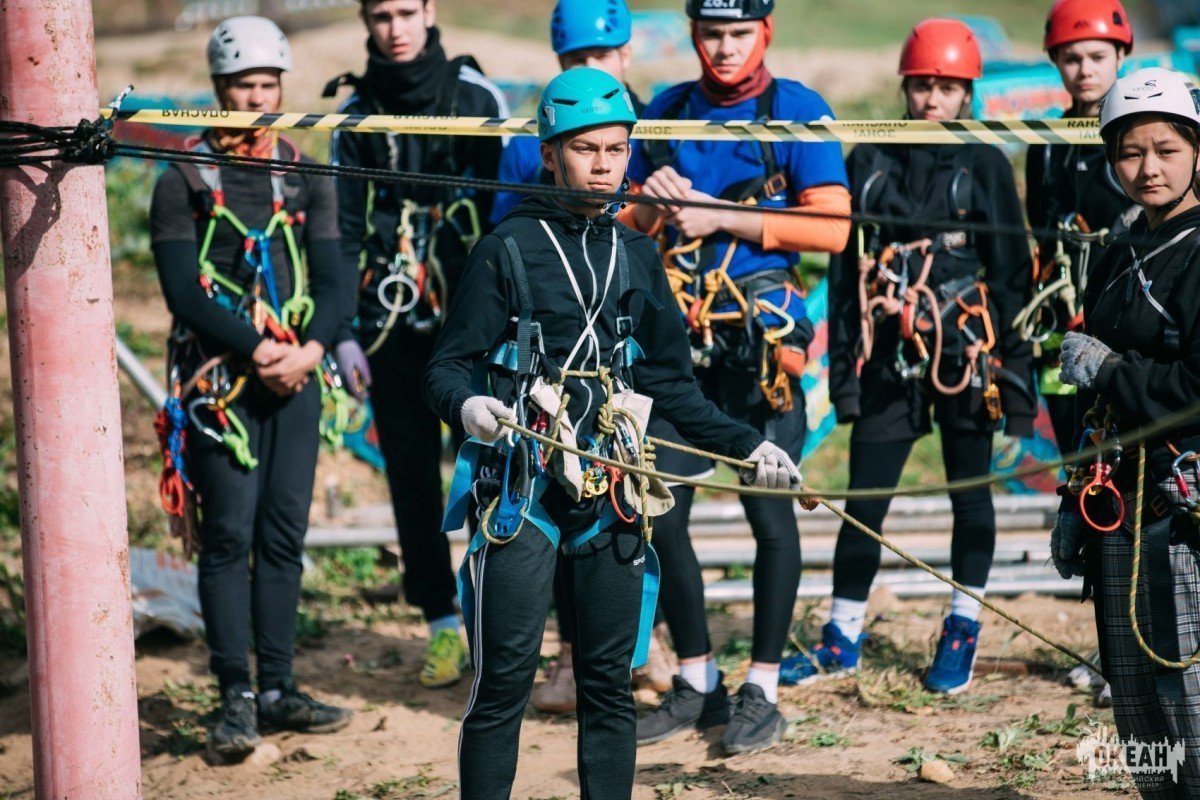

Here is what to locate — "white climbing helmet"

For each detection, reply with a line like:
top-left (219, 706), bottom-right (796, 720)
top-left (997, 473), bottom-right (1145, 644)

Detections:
top-left (1099, 67), bottom-right (1200, 142)
top-left (207, 16), bottom-right (293, 77)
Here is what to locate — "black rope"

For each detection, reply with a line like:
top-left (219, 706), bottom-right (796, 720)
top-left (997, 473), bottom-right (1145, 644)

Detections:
top-left (0, 115), bottom-right (1135, 247)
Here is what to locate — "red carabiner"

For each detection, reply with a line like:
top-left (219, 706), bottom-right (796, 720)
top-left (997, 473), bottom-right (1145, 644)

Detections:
top-left (607, 466), bottom-right (637, 524)
top-left (1080, 463), bottom-right (1125, 533)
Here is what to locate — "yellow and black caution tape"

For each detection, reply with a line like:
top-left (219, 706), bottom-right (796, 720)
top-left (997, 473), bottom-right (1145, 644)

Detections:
top-left (105, 108), bottom-right (1102, 146)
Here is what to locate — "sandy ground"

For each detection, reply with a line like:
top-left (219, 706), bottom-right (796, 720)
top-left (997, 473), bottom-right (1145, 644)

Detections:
top-left (0, 590), bottom-right (1130, 799)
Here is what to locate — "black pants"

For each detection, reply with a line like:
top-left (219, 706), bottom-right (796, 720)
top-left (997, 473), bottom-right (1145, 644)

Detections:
top-left (653, 485), bottom-right (801, 663)
top-left (368, 326), bottom-right (457, 621)
top-left (459, 521), bottom-right (646, 800)
top-left (832, 430), bottom-right (996, 601)
top-left (190, 380), bottom-right (320, 693)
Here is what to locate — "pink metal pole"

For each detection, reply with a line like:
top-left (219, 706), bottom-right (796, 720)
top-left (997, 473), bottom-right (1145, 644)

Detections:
top-left (0, 1), bottom-right (142, 797)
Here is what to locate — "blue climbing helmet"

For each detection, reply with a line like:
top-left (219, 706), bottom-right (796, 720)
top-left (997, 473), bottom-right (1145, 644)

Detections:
top-left (537, 67), bottom-right (638, 142)
top-left (551, 0), bottom-right (633, 55)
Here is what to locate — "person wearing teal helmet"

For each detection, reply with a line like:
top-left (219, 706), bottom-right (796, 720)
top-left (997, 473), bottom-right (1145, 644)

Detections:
top-left (491, 0), bottom-right (644, 226)
top-left (426, 67), bottom-right (799, 799)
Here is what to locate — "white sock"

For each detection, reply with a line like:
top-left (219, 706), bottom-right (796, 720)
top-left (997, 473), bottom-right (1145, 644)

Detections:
top-left (428, 613), bottom-right (460, 637)
top-left (950, 587), bottom-right (984, 622)
top-left (745, 666), bottom-right (779, 704)
top-left (680, 657), bottom-right (717, 693)
top-left (258, 689), bottom-right (280, 707)
top-left (829, 597), bottom-right (868, 640)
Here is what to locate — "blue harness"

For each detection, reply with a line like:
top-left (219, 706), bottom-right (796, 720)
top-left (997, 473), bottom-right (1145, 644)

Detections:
top-left (441, 232), bottom-right (661, 669)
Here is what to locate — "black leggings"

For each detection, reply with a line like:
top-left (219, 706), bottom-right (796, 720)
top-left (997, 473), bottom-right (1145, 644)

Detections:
top-left (191, 380), bottom-right (320, 693)
top-left (459, 523), bottom-right (645, 800)
top-left (653, 485), bottom-right (801, 663)
top-left (369, 326), bottom-right (457, 621)
top-left (832, 430), bottom-right (996, 602)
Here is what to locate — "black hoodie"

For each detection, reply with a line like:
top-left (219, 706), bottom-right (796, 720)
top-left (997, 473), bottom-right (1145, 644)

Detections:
top-left (423, 195), bottom-right (765, 460)
top-left (828, 142), bottom-right (1036, 436)
top-left (1076, 204), bottom-right (1200, 488)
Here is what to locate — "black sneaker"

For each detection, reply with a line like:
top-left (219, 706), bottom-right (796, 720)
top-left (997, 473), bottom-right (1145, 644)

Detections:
top-left (258, 679), bottom-right (353, 734)
top-left (210, 687), bottom-right (262, 757)
top-left (719, 683), bottom-right (785, 756)
top-left (636, 674), bottom-right (731, 746)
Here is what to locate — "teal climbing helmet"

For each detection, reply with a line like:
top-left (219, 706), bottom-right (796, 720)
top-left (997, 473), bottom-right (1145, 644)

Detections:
top-left (537, 67), bottom-right (638, 142)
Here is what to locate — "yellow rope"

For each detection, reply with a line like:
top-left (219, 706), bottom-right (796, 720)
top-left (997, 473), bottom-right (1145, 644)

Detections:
top-left (497, 417), bottom-right (1102, 675)
top-left (1128, 444), bottom-right (1200, 670)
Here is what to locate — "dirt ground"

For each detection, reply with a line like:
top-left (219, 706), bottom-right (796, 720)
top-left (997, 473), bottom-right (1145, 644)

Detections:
top-left (0, 589), bottom-right (1131, 799)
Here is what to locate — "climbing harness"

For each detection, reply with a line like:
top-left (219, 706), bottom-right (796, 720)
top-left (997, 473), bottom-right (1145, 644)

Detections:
top-left (357, 197), bottom-right (481, 352)
top-left (325, 57), bottom-right (484, 350)
top-left (155, 132), bottom-right (355, 551)
top-left (443, 227), bottom-right (665, 668)
top-left (647, 80), bottom-right (807, 413)
top-left (1012, 214), bottom-right (1107, 344)
top-left (857, 231), bottom-right (998, 399)
top-left (1065, 403), bottom-right (1125, 532)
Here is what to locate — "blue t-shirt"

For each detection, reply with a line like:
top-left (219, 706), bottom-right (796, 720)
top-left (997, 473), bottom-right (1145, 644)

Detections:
top-left (628, 79), bottom-right (848, 323)
top-left (491, 135), bottom-right (543, 225)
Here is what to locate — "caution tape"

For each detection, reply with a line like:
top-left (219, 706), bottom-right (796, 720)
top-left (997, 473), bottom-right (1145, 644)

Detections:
top-left (103, 108), bottom-right (1103, 146)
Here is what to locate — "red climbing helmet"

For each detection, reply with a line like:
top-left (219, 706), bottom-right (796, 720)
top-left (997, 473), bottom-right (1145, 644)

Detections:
top-left (899, 19), bottom-right (983, 81)
top-left (1044, 0), bottom-right (1133, 54)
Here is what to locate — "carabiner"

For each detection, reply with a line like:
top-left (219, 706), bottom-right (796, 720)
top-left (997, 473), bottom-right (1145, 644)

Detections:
top-left (1172, 451), bottom-right (1199, 508)
top-left (481, 440), bottom-right (532, 545)
top-left (1080, 462), bottom-right (1125, 533)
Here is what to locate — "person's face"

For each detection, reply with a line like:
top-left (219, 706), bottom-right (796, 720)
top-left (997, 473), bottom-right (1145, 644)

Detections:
top-left (695, 20), bottom-right (761, 81)
top-left (1052, 40), bottom-right (1123, 108)
top-left (1112, 117), bottom-right (1200, 211)
top-left (559, 44), bottom-right (633, 83)
top-left (362, 0), bottom-right (434, 63)
top-left (905, 76), bottom-right (972, 121)
top-left (218, 69), bottom-right (282, 113)
top-left (541, 124), bottom-right (631, 200)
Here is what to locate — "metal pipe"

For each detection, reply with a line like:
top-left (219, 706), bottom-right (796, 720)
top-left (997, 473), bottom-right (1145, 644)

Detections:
top-left (0, 2), bottom-right (142, 796)
top-left (115, 334), bottom-right (167, 409)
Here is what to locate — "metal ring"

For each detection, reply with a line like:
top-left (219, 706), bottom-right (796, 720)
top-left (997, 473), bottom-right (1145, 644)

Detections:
top-left (377, 272), bottom-right (421, 314)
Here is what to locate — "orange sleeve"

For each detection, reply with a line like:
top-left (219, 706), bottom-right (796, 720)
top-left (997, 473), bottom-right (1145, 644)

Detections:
top-left (616, 182), bottom-right (664, 236)
top-left (760, 184), bottom-right (852, 254)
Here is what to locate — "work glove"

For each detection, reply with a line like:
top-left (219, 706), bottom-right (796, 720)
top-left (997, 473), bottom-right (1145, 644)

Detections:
top-left (740, 441), bottom-right (802, 490)
top-left (460, 396), bottom-right (516, 443)
top-left (1050, 510), bottom-right (1087, 579)
top-left (334, 339), bottom-right (373, 400)
top-left (1058, 332), bottom-right (1114, 390)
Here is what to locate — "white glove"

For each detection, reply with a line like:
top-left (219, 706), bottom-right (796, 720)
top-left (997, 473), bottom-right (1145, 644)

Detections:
top-left (740, 441), bottom-right (802, 490)
top-left (460, 396), bottom-right (516, 443)
top-left (1050, 511), bottom-right (1087, 579)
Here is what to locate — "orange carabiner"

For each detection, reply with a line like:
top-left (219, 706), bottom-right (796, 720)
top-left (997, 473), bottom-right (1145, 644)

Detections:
top-left (1080, 463), bottom-right (1125, 533)
top-left (607, 466), bottom-right (637, 524)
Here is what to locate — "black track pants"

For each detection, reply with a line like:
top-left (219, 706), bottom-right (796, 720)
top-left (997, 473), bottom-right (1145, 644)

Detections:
top-left (191, 380), bottom-right (320, 693)
top-left (832, 430), bottom-right (996, 601)
top-left (369, 326), bottom-right (457, 621)
top-left (459, 524), bottom-right (646, 800)
top-left (654, 485), bottom-right (801, 664)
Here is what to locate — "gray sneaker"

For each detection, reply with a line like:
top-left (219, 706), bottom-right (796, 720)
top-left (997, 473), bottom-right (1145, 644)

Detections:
top-left (636, 674), bottom-right (730, 746)
top-left (210, 687), bottom-right (262, 757)
top-left (258, 679), bottom-right (353, 734)
top-left (719, 683), bottom-right (785, 756)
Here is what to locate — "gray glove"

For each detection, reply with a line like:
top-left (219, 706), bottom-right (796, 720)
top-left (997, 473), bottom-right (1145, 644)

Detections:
top-left (334, 339), bottom-right (372, 400)
top-left (1050, 510), bottom-right (1087, 579)
top-left (1058, 331), bottom-right (1113, 390)
top-left (460, 396), bottom-right (516, 443)
top-left (740, 441), bottom-right (802, 490)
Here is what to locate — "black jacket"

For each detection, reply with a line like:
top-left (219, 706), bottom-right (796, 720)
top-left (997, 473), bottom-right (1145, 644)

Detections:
top-left (1025, 110), bottom-right (1130, 258)
top-left (1078, 205), bottom-right (1200, 488)
top-left (423, 195), bottom-right (765, 460)
top-left (828, 143), bottom-right (1036, 435)
top-left (329, 27), bottom-right (507, 282)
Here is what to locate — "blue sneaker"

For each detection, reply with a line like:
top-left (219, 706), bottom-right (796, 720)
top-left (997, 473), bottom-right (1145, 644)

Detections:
top-left (924, 614), bottom-right (981, 695)
top-left (779, 622), bottom-right (865, 686)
